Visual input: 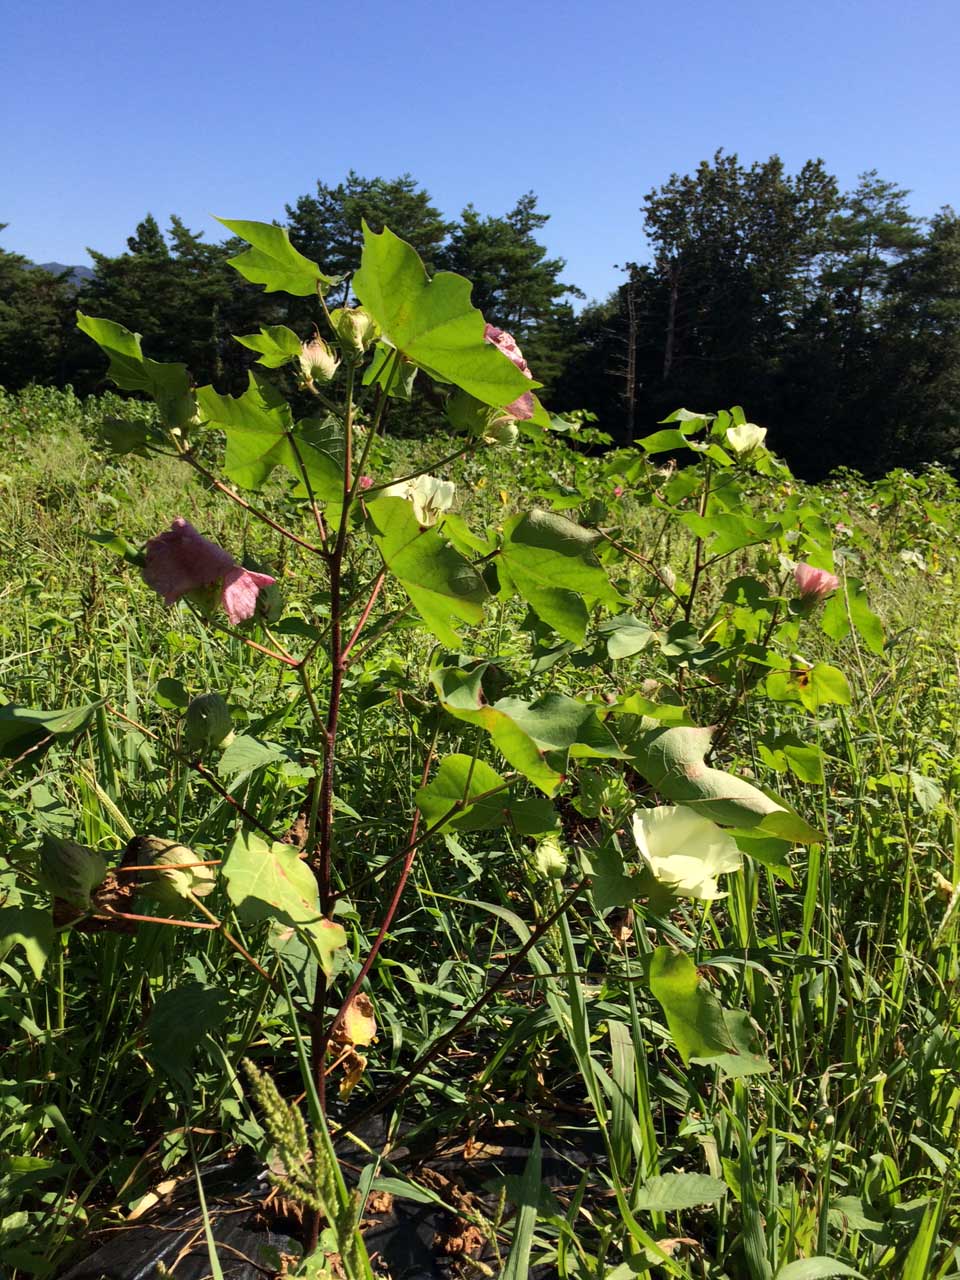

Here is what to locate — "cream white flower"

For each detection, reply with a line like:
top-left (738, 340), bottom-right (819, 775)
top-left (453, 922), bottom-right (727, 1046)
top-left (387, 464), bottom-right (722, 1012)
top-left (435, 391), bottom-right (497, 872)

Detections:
top-left (725, 422), bottom-right (767, 458)
top-left (382, 474), bottom-right (456, 527)
top-left (632, 805), bottom-right (742, 901)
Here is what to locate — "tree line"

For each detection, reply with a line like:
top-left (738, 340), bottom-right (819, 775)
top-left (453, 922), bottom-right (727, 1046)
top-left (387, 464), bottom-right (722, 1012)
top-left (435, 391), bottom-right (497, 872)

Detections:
top-left (2, 155), bottom-right (958, 478)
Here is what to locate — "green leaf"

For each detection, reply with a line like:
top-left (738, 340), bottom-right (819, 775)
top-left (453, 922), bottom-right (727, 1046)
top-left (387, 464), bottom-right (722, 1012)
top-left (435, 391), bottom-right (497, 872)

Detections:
top-left (600, 614), bottom-right (656, 659)
top-left (38, 835), bottom-right (108, 909)
top-left (822, 577), bottom-right (884, 655)
top-left (681, 511), bottom-right (782, 557)
top-left (366, 496), bottom-right (487, 648)
top-left (766, 663), bottom-right (851, 712)
top-left (731, 832), bottom-right (794, 882)
top-left (0, 907), bottom-right (55, 980)
top-left (910, 771), bottom-right (943, 814)
top-left (145, 981), bottom-right (230, 1091)
top-left (691, 1009), bottom-right (771, 1078)
top-left (217, 218), bottom-right (336, 296)
top-left (87, 529), bottom-right (145, 567)
top-left (637, 428), bottom-right (696, 454)
top-left (502, 1134), bottom-right (541, 1280)
top-left (0, 700), bottom-right (102, 763)
top-left (234, 325), bottom-right (303, 368)
top-left (353, 223), bottom-right (544, 414)
top-left (154, 677), bottom-right (190, 710)
top-left (433, 666), bottom-right (621, 795)
top-left (222, 832), bottom-right (346, 976)
top-left (628, 723), bottom-right (823, 841)
top-left (76, 313), bottom-right (193, 427)
top-left (648, 947), bottom-right (735, 1065)
top-left (633, 1172), bottom-right (728, 1212)
top-left (217, 735), bottom-right (287, 778)
top-left (415, 755), bottom-right (557, 836)
top-left (584, 843), bottom-right (639, 913)
top-left (775, 1261), bottom-right (864, 1280)
top-left (197, 372), bottom-right (342, 500)
top-left (497, 510), bottom-right (621, 644)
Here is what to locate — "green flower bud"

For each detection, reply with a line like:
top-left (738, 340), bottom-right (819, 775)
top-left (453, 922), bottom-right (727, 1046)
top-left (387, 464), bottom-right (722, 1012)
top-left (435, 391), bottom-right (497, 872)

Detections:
top-left (332, 307), bottom-right (379, 358)
top-left (39, 834), bottom-right (108, 908)
top-left (183, 692), bottom-right (235, 753)
top-left (299, 337), bottom-right (340, 386)
top-left (130, 834), bottom-right (216, 903)
top-left (533, 835), bottom-right (567, 880)
top-left (483, 417), bottom-right (519, 447)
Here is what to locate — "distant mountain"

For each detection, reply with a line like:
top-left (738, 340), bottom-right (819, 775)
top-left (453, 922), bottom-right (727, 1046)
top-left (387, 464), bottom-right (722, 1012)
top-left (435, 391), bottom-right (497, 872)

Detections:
top-left (38, 262), bottom-right (94, 286)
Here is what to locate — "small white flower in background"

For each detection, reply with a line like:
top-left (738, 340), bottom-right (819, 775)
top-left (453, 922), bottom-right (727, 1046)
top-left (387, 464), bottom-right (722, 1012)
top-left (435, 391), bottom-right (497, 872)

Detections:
top-left (725, 422), bottom-right (767, 457)
top-left (381, 473), bottom-right (456, 527)
top-left (632, 805), bottom-right (742, 901)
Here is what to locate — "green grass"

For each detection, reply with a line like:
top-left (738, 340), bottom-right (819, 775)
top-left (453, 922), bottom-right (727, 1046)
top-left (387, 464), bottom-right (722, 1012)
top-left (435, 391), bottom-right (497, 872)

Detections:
top-left (2, 387), bottom-right (960, 1277)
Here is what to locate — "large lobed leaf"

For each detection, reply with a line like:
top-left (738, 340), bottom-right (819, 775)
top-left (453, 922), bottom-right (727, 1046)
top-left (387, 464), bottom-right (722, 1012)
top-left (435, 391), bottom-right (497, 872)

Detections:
top-left (366, 496), bottom-right (487, 648)
top-left (432, 665), bottom-right (623, 796)
top-left (497, 509), bottom-right (622, 644)
top-left (197, 372), bottom-right (342, 499)
top-left (353, 223), bottom-right (547, 418)
top-left (76, 313), bottom-right (194, 427)
top-left (625, 720), bottom-right (823, 843)
top-left (218, 218), bottom-right (338, 296)
top-left (648, 947), bottom-right (734, 1065)
top-left (416, 754), bottom-right (557, 836)
top-left (222, 832), bottom-right (346, 976)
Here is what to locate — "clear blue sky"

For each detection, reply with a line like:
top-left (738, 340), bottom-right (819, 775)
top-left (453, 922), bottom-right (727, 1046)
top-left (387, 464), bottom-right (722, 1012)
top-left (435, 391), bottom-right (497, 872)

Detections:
top-left (3, 0), bottom-right (957, 303)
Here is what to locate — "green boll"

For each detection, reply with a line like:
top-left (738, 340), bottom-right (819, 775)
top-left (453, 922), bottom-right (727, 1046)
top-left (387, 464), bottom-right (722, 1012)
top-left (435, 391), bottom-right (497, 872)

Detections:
top-left (183, 692), bottom-right (235, 753)
top-left (38, 834), bottom-right (108, 909)
top-left (130, 834), bottom-right (216, 903)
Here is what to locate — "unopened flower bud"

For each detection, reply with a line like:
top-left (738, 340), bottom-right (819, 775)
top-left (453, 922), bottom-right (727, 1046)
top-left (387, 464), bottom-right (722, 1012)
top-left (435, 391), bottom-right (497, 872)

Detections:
top-left (333, 307), bottom-right (378, 358)
top-left (299, 337), bottom-right (339, 385)
top-left (483, 417), bottom-right (519, 447)
top-left (533, 835), bottom-right (567, 880)
top-left (184, 692), bottom-right (235, 753)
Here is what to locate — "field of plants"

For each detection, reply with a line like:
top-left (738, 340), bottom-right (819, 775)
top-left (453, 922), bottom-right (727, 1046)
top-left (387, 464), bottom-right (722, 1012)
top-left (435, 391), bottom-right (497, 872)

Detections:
top-left (2, 222), bottom-right (960, 1280)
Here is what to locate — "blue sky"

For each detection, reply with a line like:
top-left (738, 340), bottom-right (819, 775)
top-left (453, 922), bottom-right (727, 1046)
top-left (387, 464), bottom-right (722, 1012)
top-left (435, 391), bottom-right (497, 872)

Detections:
top-left (3, 0), bottom-right (957, 303)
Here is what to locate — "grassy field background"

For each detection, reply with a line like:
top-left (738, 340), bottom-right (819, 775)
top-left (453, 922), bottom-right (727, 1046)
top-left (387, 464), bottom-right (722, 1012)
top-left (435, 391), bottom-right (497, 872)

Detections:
top-left (3, 385), bottom-right (960, 1278)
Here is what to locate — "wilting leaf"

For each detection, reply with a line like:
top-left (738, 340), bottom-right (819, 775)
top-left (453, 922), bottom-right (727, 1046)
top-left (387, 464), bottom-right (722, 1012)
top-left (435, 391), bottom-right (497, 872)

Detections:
top-left (626, 721), bottom-right (822, 842)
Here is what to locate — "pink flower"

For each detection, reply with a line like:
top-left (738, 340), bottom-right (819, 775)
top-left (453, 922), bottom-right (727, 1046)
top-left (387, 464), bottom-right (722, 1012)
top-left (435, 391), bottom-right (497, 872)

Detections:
top-left (143, 518), bottom-right (275, 626)
top-left (794, 562), bottom-right (840, 605)
top-left (483, 323), bottom-right (534, 420)
top-left (613, 485), bottom-right (624, 498)
top-left (358, 475), bottom-right (374, 490)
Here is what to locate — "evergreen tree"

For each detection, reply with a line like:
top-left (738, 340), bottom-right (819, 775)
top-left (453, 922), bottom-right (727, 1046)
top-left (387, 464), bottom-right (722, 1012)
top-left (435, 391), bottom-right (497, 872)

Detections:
top-left (440, 193), bottom-right (583, 388)
top-left (0, 227), bottom-right (74, 388)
